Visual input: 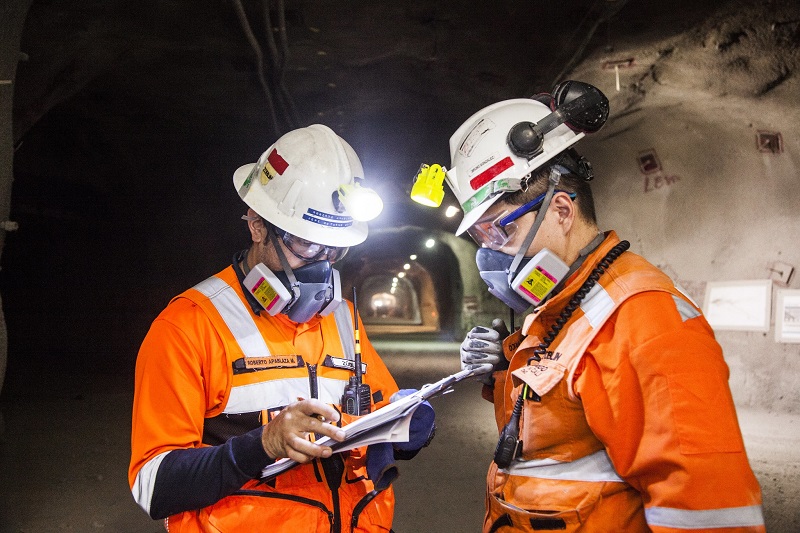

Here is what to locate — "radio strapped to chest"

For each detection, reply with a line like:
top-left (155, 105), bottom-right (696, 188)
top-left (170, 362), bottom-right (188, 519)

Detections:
top-left (341, 288), bottom-right (371, 415)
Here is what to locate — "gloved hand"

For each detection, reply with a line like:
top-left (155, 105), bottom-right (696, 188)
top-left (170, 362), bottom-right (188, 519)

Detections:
top-left (460, 325), bottom-right (504, 374)
top-left (366, 442), bottom-right (398, 491)
top-left (390, 389), bottom-right (436, 452)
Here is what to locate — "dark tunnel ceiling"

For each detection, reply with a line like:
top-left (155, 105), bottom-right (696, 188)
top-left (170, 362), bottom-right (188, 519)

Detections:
top-left (11, 0), bottom-right (725, 234)
top-left (3, 0), bottom-right (798, 370)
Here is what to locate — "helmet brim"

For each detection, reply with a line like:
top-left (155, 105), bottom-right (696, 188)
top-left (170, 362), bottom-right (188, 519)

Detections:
top-left (455, 193), bottom-right (505, 236)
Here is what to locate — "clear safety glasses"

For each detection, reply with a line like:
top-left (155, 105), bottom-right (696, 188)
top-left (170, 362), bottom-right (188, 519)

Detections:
top-left (466, 191), bottom-right (576, 250)
top-left (273, 227), bottom-right (349, 263)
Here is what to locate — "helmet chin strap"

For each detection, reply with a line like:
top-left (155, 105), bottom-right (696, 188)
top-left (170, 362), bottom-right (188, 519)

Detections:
top-left (268, 229), bottom-right (302, 303)
top-left (507, 167), bottom-right (561, 284)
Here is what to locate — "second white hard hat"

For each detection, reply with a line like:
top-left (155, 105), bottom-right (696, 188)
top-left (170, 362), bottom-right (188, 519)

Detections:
top-left (445, 98), bottom-right (585, 236)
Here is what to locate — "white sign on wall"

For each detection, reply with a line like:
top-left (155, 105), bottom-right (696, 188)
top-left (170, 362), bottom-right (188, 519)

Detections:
top-left (703, 280), bottom-right (772, 332)
top-left (775, 289), bottom-right (800, 343)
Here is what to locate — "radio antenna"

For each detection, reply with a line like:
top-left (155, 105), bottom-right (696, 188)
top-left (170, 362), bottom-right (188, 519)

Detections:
top-left (353, 287), bottom-right (362, 383)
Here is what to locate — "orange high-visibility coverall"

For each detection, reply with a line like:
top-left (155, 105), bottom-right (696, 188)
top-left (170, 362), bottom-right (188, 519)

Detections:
top-left (484, 232), bottom-right (765, 533)
top-left (129, 264), bottom-right (399, 532)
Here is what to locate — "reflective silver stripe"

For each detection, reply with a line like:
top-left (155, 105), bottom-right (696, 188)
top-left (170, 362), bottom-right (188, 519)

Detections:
top-left (672, 294), bottom-right (701, 322)
top-left (580, 284), bottom-right (615, 329)
top-left (225, 376), bottom-right (347, 414)
top-left (675, 282), bottom-right (701, 308)
top-left (333, 302), bottom-right (356, 361)
top-left (131, 450), bottom-right (170, 514)
top-left (334, 303), bottom-right (355, 361)
top-left (193, 276), bottom-right (271, 358)
top-left (645, 504), bottom-right (765, 529)
top-left (195, 275), bottom-right (353, 414)
top-left (502, 449), bottom-right (624, 482)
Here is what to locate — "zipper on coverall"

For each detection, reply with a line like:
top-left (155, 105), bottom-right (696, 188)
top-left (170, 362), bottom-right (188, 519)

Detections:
top-left (309, 363), bottom-right (344, 533)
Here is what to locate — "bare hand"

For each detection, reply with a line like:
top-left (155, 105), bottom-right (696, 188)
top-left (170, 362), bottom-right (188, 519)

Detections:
top-left (261, 399), bottom-right (346, 464)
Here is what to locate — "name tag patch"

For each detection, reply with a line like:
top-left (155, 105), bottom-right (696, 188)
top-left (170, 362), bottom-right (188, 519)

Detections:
top-left (233, 355), bottom-right (305, 374)
top-left (323, 355), bottom-right (367, 374)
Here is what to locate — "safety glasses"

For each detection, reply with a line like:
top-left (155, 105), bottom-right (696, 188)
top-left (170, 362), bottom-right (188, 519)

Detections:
top-left (466, 191), bottom-right (576, 250)
top-left (273, 227), bottom-right (349, 263)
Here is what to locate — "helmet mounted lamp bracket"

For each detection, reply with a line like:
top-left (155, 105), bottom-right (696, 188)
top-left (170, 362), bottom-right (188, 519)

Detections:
top-left (507, 80), bottom-right (609, 160)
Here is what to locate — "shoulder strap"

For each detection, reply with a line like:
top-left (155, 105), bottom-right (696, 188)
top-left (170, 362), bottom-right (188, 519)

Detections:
top-left (333, 303), bottom-right (355, 361)
top-left (190, 275), bottom-right (272, 358)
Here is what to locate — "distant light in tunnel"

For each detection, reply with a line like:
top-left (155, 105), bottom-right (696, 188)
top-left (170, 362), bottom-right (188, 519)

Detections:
top-left (403, 263), bottom-right (410, 270)
top-left (397, 272), bottom-right (406, 278)
top-left (445, 205), bottom-right (460, 218)
top-left (425, 238), bottom-right (435, 248)
top-left (409, 254), bottom-right (417, 260)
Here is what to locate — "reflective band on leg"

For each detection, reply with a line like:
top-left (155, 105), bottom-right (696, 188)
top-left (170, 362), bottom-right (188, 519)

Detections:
top-left (645, 505), bottom-right (765, 529)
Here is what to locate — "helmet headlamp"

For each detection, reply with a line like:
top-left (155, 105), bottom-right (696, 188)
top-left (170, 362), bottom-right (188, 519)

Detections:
top-left (410, 164), bottom-right (446, 207)
top-left (332, 181), bottom-right (384, 222)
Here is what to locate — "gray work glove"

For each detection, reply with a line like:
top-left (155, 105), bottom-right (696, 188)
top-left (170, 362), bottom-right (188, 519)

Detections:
top-left (460, 324), bottom-right (504, 384)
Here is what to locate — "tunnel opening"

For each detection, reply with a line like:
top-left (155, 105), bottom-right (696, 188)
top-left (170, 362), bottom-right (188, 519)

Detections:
top-left (338, 226), bottom-right (463, 340)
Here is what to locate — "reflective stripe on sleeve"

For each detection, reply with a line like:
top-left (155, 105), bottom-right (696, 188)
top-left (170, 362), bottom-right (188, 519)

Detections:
top-left (502, 449), bottom-right (624, 482)
top-left (672, 294), bottom-right (701, 322)
top-left (194, 276), bottom-right (271, 358)
top-left (225, 376), bottom-right (348, 414)
top-left (131, 450), bottom-right (170, 514)
top-left (645, 504), bottom-right (765, 529)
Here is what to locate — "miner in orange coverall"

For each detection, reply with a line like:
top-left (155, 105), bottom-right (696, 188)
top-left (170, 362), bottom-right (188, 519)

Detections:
top-left (443, 81), bottom-right (765, 532)
top-left (128, 125), bottom-right (435, 532)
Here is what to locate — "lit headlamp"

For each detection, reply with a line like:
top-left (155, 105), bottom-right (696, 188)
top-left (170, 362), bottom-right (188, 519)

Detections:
top-left (332, 180), bottom-right (384, 222)
top-left (410, 164), bottom-right (446, 207)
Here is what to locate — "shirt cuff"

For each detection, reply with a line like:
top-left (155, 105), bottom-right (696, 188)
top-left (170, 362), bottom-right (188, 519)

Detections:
top-left (230, 426), bottom-right (275, 478)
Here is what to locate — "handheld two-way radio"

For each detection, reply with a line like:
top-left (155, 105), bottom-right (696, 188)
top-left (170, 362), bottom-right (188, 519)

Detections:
top-left (341, 288), bottom-right (371, 416)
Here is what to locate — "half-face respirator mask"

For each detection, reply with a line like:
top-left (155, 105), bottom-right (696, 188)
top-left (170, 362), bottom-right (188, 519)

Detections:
top-left (476, 247), bottom-right (570, 314)
top-left (243, 260), bottom-right (342, 323)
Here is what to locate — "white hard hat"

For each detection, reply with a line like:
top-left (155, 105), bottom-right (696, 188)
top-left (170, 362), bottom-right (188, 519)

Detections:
top-left (445, 98), bottom-right (585, 235)
top-left (233, 124), bottom-right (375, 247)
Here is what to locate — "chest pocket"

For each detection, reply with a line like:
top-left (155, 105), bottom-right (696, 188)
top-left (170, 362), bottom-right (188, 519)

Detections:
top-left (513, 348), bottom-right (604, 462)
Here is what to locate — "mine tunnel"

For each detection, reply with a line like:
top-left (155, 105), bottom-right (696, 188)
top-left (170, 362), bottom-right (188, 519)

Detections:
top-left (1, 0), bottom-right (799, 531)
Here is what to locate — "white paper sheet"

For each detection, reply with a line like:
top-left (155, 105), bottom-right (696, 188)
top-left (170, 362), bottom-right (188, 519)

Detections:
top-left (261, 367), bottom-right (482, 480)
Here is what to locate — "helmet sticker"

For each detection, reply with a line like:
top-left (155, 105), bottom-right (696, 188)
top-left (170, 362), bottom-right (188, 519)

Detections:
top-left (459, 118), bottom-right (495, 157)
top-left (261, 148), bottom-right (290, 185)
top-left (469, 156), bottom-right (513, 190)
top-left (303, 208), bottom-right (354, 228)
top-left (461, 177), bottom-right (518, 214)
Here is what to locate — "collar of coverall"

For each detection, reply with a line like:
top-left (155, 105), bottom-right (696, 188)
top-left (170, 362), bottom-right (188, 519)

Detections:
top-left (521, 230), bottom-right (616, 331)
